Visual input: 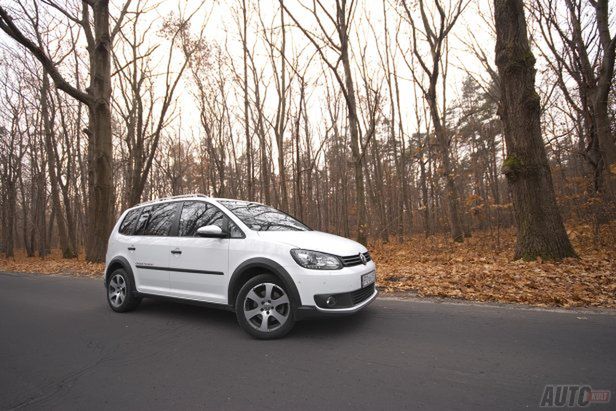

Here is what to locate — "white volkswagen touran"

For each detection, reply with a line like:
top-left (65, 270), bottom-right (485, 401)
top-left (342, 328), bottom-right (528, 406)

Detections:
top-left (104, 194), bottom-right (377, 338)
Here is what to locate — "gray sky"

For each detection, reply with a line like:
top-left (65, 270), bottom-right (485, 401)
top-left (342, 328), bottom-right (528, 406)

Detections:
top-left (119, 0), bottom-right (499, 147)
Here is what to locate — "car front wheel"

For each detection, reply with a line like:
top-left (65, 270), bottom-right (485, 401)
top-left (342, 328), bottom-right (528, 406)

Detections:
top-left (235, 274), bottom-right (295, 339)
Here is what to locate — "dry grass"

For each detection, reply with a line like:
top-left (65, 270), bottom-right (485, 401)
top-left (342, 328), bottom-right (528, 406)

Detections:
top-left (0, 222), bottom-right (614, 308)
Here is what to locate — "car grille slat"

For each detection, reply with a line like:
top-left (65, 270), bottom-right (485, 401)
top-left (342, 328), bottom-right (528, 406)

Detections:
top-left (351, 283), bottom-right (375, 305)
top-left (340, 252), bottom-right (372, 267)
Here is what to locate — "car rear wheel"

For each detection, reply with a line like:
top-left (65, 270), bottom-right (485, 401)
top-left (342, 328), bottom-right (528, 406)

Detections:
top-left (106, 268), bottom-right (141, 313)
top-left (235, 274), bottom-right (295, 339)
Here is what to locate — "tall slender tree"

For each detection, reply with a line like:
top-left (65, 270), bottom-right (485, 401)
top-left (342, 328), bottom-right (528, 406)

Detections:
top-left (282, 0), bottom-right (376, 245)
top-left (400, 0), bottom-right (467, 243)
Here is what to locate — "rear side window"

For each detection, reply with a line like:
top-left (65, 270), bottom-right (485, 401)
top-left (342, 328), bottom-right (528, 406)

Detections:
top-left (134, 206), bottom-right (152, 235)
top-left (141, 203), bottom-right (178, 236)
top-left (118, 209), bottom-right (140, 235)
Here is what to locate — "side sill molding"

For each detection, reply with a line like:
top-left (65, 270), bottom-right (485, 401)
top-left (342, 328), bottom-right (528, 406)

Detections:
top-left (135, 265), bottom-right (224, 276)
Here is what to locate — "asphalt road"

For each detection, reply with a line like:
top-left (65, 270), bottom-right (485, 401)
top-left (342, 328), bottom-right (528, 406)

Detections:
top-left (1, 272), bottom-right (615, 411)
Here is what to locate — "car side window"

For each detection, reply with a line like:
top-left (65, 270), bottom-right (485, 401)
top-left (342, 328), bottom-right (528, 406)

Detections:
top-left (118, 209), bottom-right (140, 235)
top-left (179, 202), bottom-right (205, 236)
top-left (133, 206), bottom-right (152, 235)
top-left (179, 201), bottom-right (243, 238)
top-left (141, 203), bottom-right (178, 236)
top-left (228, 222), bottom-right (243, 238)
top-left (179, 201), bottom-right (217, 236)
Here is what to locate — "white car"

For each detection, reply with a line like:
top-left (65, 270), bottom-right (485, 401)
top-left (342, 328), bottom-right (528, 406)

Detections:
top-left (104, 194), bottom-right (378, 338)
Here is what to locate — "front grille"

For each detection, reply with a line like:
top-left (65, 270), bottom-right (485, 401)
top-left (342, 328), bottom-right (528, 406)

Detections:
top-left (340, 251), bottom-right (372, 267)
top-left (351, 283), bottom-right (375, 305)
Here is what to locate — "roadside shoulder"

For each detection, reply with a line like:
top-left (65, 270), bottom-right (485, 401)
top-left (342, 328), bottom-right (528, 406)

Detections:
top-left (379, 291), bottom-right (616, 316)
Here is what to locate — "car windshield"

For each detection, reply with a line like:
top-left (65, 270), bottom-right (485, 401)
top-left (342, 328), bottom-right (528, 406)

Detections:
top-left (218, 200), bottom-right (310, 231)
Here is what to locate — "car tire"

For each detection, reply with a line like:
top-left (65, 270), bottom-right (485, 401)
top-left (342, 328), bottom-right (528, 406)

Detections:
top-left (106, 268), bottom-right (142, 313)
top-left (235, 274), bottom-right (295, 339)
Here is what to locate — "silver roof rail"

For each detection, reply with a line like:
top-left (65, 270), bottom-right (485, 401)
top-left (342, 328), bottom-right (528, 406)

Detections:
top-left (138, 193), bottom-right (209, 206)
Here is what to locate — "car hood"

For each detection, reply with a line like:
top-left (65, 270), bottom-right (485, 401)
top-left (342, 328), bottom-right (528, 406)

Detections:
top-left (257, 230), bottom-right (367, 256)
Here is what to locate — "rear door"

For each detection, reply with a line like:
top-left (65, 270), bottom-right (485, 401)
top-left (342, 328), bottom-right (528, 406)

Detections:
top-left (131, 202), bottom-right (180, 296)
top-left (168, 201), bottom-right (233, 304)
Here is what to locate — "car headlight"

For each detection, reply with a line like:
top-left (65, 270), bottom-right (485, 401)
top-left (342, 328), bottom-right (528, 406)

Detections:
top-left (290, 249), bottom-right (342, 270)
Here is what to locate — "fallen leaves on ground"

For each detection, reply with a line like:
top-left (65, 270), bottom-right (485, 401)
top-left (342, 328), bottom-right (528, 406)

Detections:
top-left (0, 250), bottom-right (104, 278)
top-left (0, 222), bottom-right (614, 308)
top-left (370, 222), bottom-right (616, 308)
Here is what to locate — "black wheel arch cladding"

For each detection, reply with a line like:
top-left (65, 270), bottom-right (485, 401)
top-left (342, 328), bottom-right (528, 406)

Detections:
top-left (229, 257), bottom-right (301, 307)
top-left (105, 256), bottom-right (133, 286)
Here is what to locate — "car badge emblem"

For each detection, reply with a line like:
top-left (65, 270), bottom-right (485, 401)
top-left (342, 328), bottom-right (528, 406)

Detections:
top-left (360, 253), bottom-right (367, 265)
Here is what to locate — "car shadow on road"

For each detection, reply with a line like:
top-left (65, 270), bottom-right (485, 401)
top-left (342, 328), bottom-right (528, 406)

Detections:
top-left (136, 297), bottom-right (236, 325)
top-left (292, 311), bottom-right (372, 338)
top-left (133, 297), bottom-right (374, 339)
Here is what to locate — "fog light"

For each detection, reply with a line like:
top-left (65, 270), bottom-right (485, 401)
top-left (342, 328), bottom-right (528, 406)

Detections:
top-left (326, 296), bottom-right (336, 307)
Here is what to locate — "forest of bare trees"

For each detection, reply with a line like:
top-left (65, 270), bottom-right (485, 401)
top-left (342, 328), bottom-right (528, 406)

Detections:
top-left (0, 0), bottom-right (614, 262)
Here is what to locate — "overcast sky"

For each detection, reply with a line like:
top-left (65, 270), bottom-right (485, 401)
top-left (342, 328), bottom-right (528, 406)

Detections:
top-left (2, 0), bottom-right (606, 158)
top-left (112, 0), bottom-right (499, 145)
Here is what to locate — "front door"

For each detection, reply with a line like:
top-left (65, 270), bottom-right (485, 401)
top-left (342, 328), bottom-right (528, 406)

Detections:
top-left (169, 201), bottom-right (230, 304)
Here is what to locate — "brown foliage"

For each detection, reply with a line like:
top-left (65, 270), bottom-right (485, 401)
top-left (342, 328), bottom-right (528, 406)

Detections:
top-left (371, 223), bottom-right (616, 308)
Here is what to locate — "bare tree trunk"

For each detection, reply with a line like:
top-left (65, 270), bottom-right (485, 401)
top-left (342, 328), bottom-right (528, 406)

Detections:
top-left (433, 112), bottom-right (464, 242)
top-left (4, 181), bottom-right (16, 258)
top-left (84, 1), bottom-right (115, 262)
top-left (293, 81), bottom-right (305, 220)
top-left (401, 0), bottom-right (465, 242)
top-left (571, 0), bottom-right (616, 193)
top-left (18, 171), bottom-right (33, 257)
top-left (35, 165), bottom-right (47, 257)
top-left (54, 88), bottom-right (79, 255)
top-left (381, 2), bottom-right (406, 241)
top-left (251, 72), bottom-right (272, 204)
top-left (241, 0), bottom-right (254, 201)
top-left (41, 75), bottom-right (75, 258)
top-left (494, 0), bottom-right (576, 260)
top-left (418, 149), bottom-right (431, 237)
top-left (339, 18), bottom-right (368, 245)
top-left (275, 3), bottom-right (289, 211)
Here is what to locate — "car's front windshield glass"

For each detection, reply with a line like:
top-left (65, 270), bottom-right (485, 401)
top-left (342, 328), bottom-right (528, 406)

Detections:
top-left (218, 200), bottom-right (310, 231)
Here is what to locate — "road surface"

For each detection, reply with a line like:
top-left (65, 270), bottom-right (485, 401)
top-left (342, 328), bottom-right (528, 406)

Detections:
top-left (0, 272), bottom-right (614, 410)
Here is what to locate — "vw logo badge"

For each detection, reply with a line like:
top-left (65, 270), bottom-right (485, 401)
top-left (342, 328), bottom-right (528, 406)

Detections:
top-left (360, 253), bottom-right (367, 265)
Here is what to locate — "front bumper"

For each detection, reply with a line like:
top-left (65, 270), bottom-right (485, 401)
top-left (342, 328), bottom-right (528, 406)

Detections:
top-left (295, 287), bottom-right (378, 319)
top-left (314, 282), bottom-right (376, 309)
top-left (314, 285), bottom-right (378, 313)
top-left (287, 261), bottom-right (377, 304)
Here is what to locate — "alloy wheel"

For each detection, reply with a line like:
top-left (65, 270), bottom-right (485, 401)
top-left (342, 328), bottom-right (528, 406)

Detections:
top-left (243, 282), bottom-right (290, 332)
top-left (108, 274), bottom-right (127, 308)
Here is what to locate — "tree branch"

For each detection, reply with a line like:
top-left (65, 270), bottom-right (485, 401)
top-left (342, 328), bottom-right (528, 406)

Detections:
top-left (0, 6), bottom-right (92, 105)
